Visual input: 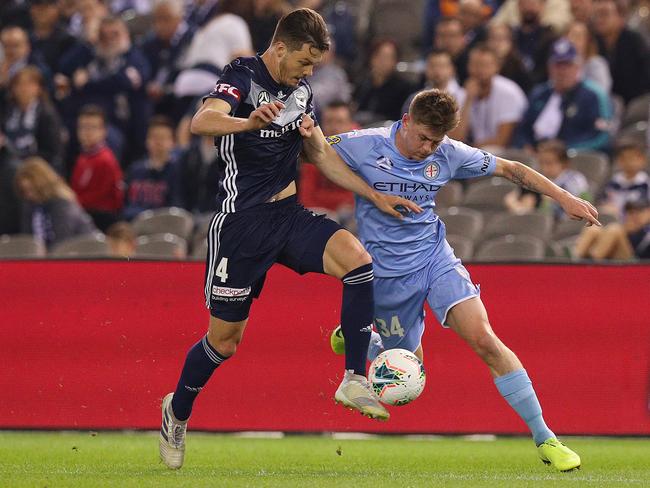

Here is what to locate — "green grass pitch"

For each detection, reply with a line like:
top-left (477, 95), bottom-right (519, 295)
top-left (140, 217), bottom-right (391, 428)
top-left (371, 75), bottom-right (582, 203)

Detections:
top-left (1, 432), bottom-right (649, 487)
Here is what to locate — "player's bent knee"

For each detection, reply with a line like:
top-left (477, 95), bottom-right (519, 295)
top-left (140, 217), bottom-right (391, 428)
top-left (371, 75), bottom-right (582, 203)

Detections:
top-left (206, 333), bottom-right (241, 357)
top-left (471, 329), bottom-right (502, 361)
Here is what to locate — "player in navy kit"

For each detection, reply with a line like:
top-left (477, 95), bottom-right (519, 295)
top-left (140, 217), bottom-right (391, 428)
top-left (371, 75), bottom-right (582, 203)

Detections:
top-left (159, 9), bottom-right (421, 469)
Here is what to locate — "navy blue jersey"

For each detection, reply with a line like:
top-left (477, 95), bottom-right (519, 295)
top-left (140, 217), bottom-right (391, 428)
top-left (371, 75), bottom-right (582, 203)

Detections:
top-left (204, 55), bottom-right (317, 213)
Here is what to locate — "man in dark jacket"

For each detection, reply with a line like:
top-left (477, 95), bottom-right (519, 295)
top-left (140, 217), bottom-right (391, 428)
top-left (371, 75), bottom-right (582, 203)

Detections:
top-left (514, 38), bottom-right (612, 152)
top-left (593, 0), bottom-right (650, 104)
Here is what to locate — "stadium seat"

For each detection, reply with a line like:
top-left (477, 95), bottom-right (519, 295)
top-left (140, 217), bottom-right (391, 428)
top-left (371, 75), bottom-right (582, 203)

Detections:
top-left (474, 235), bottom-right (546, 262)
top-left (437, 206), bottom-right (484, 241)
top-left (482, 212), bottom-right (554, 242)
top-left (621, 93), bottom-right (650, 128)
top-left (132, 207), bottom-right (194, 241)
top-left (616, 122), bottom-right (649, 147)
top-left (0, 234), bottom-right (46, 258)
top-left (192, 239), bottom-right (209, 260)
top-left (135, 233), bottom-right (187, 259)
top-left (435, 181), bottom-right (463, 208)
top-left (553, 219), bottom-right (588, 240)
top-left (446, 234), bottom-right (474, 260)
top-left (50, 233), bottom-right (111, 258)
top-left (568, 150), bottom-right (610, 194)
top-left (462, 177), bottom-right (516, 212)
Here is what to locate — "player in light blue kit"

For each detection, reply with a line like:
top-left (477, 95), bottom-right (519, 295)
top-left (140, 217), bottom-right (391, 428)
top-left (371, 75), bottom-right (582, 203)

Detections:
top-left (325, 89), bottom-right (600, 471)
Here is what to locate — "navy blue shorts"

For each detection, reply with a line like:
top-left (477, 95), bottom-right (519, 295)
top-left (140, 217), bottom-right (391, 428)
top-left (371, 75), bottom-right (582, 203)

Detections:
top-left (204, 196), bottom-right (343, 322)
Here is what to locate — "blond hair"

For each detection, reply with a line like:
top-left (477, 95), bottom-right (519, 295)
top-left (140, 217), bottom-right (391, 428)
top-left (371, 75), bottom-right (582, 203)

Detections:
top-left (15, 157), bottom-right (76, 203)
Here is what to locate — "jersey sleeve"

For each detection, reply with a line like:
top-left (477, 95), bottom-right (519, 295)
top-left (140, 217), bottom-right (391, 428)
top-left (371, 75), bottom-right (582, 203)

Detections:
top-left (328, 131), bottom-right (364, 171)
top-left (202, 59), bottom-right (251, 113)
top-left (448, 139), bottom-right (496, 179)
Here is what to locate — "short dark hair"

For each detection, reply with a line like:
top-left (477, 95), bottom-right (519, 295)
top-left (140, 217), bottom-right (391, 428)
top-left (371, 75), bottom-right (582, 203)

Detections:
top-left (537, 139), bottom-right (569, 164)
top-left (469, 43), bottom-right (498, 61)
top-left (148, 114), bottom-right (175, 132)
top-left (324, 100), bottom-right (351, 112)
top-left (271, 8), bottom-right (330, 52)
top-left (427, 49), bottom-right (452, 61)
top-left (78, 104), bottom-right (106, 123)
top-left (408, 89), bottom-right (459, 133)
top-left (615, 139), bottom-right (646, 156)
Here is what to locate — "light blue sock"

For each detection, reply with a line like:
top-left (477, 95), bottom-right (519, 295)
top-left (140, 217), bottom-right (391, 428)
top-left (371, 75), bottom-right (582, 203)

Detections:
top-left (494, 369), bottom-right (555, 445)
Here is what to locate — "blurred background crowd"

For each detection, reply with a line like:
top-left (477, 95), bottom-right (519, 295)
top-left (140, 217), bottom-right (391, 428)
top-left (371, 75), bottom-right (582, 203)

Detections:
top-left (0, 0), bottom-right (648, 262)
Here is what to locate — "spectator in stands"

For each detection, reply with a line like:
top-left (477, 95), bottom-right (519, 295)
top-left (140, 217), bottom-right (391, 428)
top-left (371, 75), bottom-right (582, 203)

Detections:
top-left (29, 0), bottom-right (78, 75)
top-left (15, 156), bottom-right (97, 248)
top-left (592, 0), bottom-right (650, 104)
top-left (2, 66), bottom-right (64, 172)
top-left (123, 115), bottom-right (181, 220)
top-left (185, 0), bottom-right (220, 31)
top-left (491, 0), bottom-right (571, 34)
top-left (514, 38), bottom-right (612, 152)
top-left (298, 101), bottom-right (356, 227)
top-left (0, 1), bottom-right (30, 30)
top-left (245, 0), bottom-right (292, 53)
top-left (70, 105), bottom-right (124, 231)
top-left (309, 40), bottom-right (352, 118)
top-left (65, 0), bottom-right (109, 44)
top-left (511, 0), bottom-right (557, 84)
top-left (182, 0), bottom-right (254, 71)
top-left (0, 25), bottom-right (52, 102)
top-left (141, 0), bottom-right (193, 121)
top-left (459, 0), bottom-right (488, 49)
top-left (354, 39), bottom-right (415, 123)
top-left (601, 142), bottom-right (650, 218)
top-left (57, 15), bottom-right (151, 161)
top-left (402, 50), bottom-right (467, 115)
top-left (575, 197), bottom-right (650, 259)
top-left (177, 134), bottom-right (220, 213)
top-left (451, 44), bottom-right (527, 149)
top-left (434, 16), bottom-right (470, 83)
top-left (0, 130), bottom-right (22, 235)
top-left (566, 21), bottom-right (612, 94)
top-left (504, 139), bottom-right (591, 218)
top-left (486, 22), bottom-right (532, 93)
top-left (106, 221), bottom-right (137, 258)
top-left (570, 0), bottom-right (593, 24)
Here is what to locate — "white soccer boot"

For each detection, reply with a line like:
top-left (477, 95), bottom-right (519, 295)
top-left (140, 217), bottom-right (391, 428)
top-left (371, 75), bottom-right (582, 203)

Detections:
top-left (334, 370), bottom-right (390, 420)
top-left (159, 393), bottom-right (187, 469)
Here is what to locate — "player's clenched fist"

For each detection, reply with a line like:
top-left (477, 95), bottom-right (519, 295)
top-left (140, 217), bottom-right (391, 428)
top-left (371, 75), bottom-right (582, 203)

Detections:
top-left (299, 113), bottom-right (315, 137)
top-left (246, 100), bottom-right (285, 130)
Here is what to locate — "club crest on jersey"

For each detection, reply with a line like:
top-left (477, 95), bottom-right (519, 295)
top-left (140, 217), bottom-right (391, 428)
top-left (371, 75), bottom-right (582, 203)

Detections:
top-left (376, 156), bottom-right (393, 170)
top-left (326, 135), bottom-right (341, 145)
top-left (257, 90), bottom-right (271, 107)
top-left (423, 162), bottom-right (440, 180)
top-left (294, 90), bottom-right (307, 110)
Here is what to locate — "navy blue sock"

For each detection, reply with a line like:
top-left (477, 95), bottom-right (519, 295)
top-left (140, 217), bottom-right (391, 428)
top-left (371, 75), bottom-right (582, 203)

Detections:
top-left (171, 335), bottom-right (228, 421)
top-left (341, 263), bottom-right (374, 375)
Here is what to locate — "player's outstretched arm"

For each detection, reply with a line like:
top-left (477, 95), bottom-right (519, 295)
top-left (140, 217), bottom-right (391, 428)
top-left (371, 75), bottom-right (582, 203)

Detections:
top-left (494, 157), bottom-right (601, 226)
top-left (190, 98), bottom-right (285, 137)
top-left (300, 116), bottom-right (422, 219)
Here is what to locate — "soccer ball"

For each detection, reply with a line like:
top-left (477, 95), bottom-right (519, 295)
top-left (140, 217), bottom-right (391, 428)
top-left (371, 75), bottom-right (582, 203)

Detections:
top-left (368, 349), bottom-right (426, 406)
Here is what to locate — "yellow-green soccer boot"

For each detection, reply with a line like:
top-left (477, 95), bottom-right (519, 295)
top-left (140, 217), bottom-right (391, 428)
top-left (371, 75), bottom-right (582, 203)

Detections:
top-left (538, 437), bottom-right (581, 471)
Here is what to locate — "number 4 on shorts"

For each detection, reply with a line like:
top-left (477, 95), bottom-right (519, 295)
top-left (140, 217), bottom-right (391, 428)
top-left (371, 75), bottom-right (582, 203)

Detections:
top-left (215, 257), bottom-right (229, 283)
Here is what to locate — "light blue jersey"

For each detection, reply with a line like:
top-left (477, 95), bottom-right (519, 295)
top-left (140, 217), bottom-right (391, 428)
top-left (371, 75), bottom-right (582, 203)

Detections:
top-left (330, 121), bottom-right (496, 278)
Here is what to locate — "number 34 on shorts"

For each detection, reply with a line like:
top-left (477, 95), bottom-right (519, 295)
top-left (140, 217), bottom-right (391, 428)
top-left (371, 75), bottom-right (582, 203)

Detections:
top-left (375, 316), bottom-right (405, 338)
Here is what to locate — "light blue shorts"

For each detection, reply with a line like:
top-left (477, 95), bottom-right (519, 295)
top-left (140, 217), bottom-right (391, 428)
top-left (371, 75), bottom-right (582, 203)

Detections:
top-left (373, 252), bottom-right (480, 353)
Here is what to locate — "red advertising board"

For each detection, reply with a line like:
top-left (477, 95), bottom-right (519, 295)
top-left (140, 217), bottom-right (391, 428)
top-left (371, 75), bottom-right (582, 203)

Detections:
top-left (1, 261), bottom-right (648, 434)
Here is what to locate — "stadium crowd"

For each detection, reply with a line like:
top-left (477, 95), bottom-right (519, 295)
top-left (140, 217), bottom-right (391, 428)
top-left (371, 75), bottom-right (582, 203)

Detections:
top-left (0, 0), bottom-right (649, 261)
